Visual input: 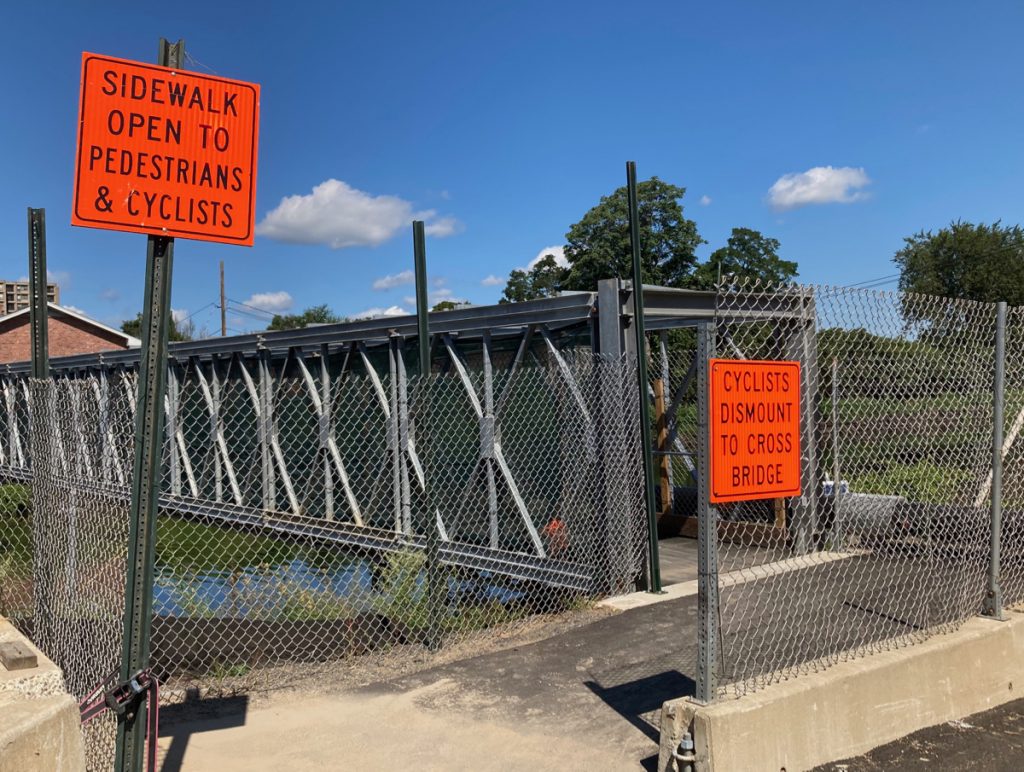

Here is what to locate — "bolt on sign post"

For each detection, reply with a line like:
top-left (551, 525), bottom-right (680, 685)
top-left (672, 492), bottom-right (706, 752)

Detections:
top-left (70, 39), bottom-right (260, 772)
top-left (708, 359), bottom-right (802, 504)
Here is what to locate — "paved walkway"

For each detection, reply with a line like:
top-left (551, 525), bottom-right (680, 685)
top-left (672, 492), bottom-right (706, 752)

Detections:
top-left (154, 542), bottom-right (965, 770)
top-left (157, 589), bottom-right (701, 770)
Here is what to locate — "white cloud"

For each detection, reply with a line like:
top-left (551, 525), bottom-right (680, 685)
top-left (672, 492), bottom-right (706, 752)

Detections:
top-left (352, 305), bottom-right (412, 320)
top-left (481, 274), bottom-right (503, 286)
top-left (424, 217), bottom-right (461, 238)
top-left (242, 291), bottom-right (294, 313)
top-left (171, 308), bottom-right (189, 324)
top-left (767, 166), bottom-right (871, 211)
top-left (372, 270), bottom-right (415, 291)
top-left (100, 288), bottom-right (120, 302)
top-left (527, 245), bottom-right (568, 270)
top-left (47, 269), bottom-right (71, 290)
top-left (699, 195), bottom-right (712, 206)
top-left (255, 178), bottom-right (461, 249)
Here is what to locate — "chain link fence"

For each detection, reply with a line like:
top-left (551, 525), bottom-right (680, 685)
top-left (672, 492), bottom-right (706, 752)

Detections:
top-left (10, 279), bottom-right (1024, 766)
top-left (703, 281), bottom-right (998, 697)
top-left (6, 349), bottom-right (645, 768)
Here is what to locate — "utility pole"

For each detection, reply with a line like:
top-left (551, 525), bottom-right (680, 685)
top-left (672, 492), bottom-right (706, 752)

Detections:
top-left (220, 260), bottom-right (227, 336)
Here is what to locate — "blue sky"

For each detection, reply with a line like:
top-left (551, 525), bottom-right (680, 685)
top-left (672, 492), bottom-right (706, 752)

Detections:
top-left (2, 1), bottom-right (1023, 334)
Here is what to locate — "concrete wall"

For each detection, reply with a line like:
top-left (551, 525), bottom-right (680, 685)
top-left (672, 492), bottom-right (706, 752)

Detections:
top-left (0, 618), bottom-right (85, 772)
top-left (660, 611), bottom-right (1024, 772)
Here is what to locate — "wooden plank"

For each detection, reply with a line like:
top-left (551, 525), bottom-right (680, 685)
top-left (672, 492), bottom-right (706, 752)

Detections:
top-left (774, 498), bottom-right (787, 529)
top-left (652, 376), bottom-right (671, 518)
top-left (0, 641), bottom-right (37, 671)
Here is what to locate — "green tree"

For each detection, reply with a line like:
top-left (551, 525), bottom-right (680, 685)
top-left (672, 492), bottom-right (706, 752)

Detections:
top-left (121, 313), bottom-right (192, 342)
top-left (693, 228), bottom-right (797, 289)
top-left (894, 221), bottom-right (1024, 305)
top-left (267, 304), bottom-right (344, 331)
top-left (500, 254), bottom-right (565, 303)
top-left (561, 177), bottom-right (703, 290)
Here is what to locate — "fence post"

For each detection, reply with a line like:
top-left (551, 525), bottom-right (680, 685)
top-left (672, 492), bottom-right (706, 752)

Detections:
top-left (27, 207), bottom-right (50, 649)
top-left (595, 278), bottom-right (634, 592)
top-left (696, 320), bottom-right (719, 702)
top-left (626, 161), bottom-right (662, 593)
top-left (984, 301), bottom-right (1007, 620)
top-left (413, 219), bottom-right (443, 650)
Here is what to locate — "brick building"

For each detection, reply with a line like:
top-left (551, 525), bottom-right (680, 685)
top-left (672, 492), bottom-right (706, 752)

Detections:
top-left (0, 280), bottom-right (59, 315)
top-left (0, 303), bottom-right (141, 363)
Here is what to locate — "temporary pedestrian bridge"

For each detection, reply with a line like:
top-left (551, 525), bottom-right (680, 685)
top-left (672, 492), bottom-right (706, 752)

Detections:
top-left (0, 280), bottom-right (814, 594)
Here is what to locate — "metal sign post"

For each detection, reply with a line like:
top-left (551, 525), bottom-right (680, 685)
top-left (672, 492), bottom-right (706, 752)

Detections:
top-left (696, 321), bottom-right (719, 703)
top-left (114, 35), bottom-right (181, 772)
top-left (626, 161), bottom-right (662, 593)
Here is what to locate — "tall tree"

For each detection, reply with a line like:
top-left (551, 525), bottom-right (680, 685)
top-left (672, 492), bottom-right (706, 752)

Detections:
top-left (500, 254), bottom-right (565, 303)
top-left (693, 228), bottom-right (797, 289)
top-left (895, 220), bottom-right (1024, 305)
top-left (561, 177), bottom-right (703, 291)
top-left (267, 304), bottom-right (344, 331)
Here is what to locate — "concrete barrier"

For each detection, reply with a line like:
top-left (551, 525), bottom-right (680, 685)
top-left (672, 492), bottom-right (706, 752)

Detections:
top-left (0, 617), bottom-right (85, 772)
top-left (659, 611), bottom-right (1024, 772)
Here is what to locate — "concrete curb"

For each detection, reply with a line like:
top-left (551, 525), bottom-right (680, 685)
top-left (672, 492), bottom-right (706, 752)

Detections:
top-left (600, 550), bottom-right (860, 612)
top-left (658, 610), bottom-right (1024, 772)
top-left (0, 618), bottom-right (85, 772)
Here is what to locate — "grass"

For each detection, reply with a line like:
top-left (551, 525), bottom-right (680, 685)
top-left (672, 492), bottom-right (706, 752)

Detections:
top-left (847, 460), bottom-right (976, 505)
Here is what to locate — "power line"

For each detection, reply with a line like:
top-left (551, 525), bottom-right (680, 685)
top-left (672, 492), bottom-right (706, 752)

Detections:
top-left (227, 298), bottom-right (278, 317)
top-left (227, 306), bottom-right (275, 323)
top-left (177, 302), bottom-right (217, 324)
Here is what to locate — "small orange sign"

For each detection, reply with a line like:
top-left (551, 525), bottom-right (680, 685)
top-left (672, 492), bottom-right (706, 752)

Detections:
top-left (709, 359), bottom-right (801, 503)
top-left (72, 52), bottom-right (260, 246)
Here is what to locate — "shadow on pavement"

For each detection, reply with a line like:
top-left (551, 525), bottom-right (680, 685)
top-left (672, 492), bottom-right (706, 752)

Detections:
top-left (158, 691), bottom-right (249, 772)
top-left (584, 669), bottom-right (694, 743)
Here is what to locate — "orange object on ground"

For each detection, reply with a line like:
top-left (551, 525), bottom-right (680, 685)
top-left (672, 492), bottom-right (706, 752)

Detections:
top-left (542, 517), bottom-right (569, 556)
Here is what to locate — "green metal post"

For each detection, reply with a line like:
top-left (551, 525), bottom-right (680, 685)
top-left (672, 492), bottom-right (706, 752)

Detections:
top-left (27, 209), bottom-right (49, 380)
top-left (627, 161), bottom-right (662, 593)
top-left (414, 221), bottom-right (443, 649)
top-left (27, 207), bottom-right (50, 648)
top-left (114, 37), bottom-right (182, 772)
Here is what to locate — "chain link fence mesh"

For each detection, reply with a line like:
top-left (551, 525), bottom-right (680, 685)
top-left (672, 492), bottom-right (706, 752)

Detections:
top-left (706, 281), bottom-right (997, 697)
top-left (6, 349), bottom-right (645, 769)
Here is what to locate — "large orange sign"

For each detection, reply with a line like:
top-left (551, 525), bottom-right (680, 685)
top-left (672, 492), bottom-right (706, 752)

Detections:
top-left (72, 52), bottom-right (260, 245)
top-left (709, 359), bottom-right (801, 503)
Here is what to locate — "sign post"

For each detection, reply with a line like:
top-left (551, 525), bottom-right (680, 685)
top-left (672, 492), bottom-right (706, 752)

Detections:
top-left (113, 37), bottom-right (181, 772)
top-left (697, 351), bottom-right (802, 703)
top-left (69, 37), bottom-right (260, 772)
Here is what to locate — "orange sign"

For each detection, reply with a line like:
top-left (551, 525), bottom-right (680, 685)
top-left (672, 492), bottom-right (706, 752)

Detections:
top-left (72, 52), bottom-right (260, 246)
top-left (709, 359), bottom-right (801, 503)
